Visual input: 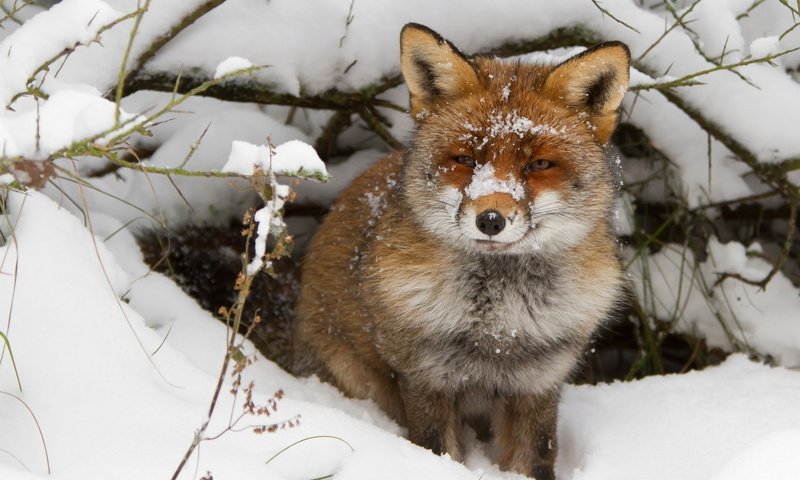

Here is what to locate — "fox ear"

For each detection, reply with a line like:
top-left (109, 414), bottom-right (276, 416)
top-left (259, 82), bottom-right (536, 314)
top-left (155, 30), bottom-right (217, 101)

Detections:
top-left (543, 42), bottom-right (630, 143)
top-left (400, 23), bottom-right (480, 119)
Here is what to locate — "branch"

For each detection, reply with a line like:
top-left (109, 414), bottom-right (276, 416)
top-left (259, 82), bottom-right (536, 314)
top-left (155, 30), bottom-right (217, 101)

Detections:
top-left (5, 8), bottom-right (143, 108)
top-left (103, 154), bottom-right (328, 182)
top-left (358, 107), bottom-right (401, 149)
top-left (314, 110), bottom-right (354, 159)
top-left (122, 25), bottom-right (600, 109)
top-left (714, 199), bottom-right (798, 290)
top-left (126, 69), bottom-right (404, 111)
top-left (654, 89), bottom-right (798, 197)
top-left (635, 0), bottom-right (702, 63)
top-left (116, 23), bottom-right (796, 199)
top-left (590, 0), bottom-right (641, 34)
top-left (631, 47), bottom-right (800, 92)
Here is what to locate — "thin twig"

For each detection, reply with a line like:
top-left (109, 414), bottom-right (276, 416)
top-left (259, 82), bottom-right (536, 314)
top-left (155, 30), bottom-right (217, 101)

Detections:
top-left (715, 198), bottom-right (798, 290)
top-left (590, 0), bottom-right (641, 33)
top-left (635, 0), bottom-right (702, 63)
top-left (115, 0), bottom-right (152, 126)
top-left (632, 47), bottom-right (800, 91)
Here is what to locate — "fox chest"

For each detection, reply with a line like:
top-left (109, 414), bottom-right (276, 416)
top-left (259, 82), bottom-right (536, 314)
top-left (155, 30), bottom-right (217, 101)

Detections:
top-left (371, 258), bottom-right (590, 393)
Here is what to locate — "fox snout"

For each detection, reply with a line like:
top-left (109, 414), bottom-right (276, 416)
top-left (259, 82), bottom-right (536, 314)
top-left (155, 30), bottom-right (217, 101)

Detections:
top-left (468, 192), bottom-right (522, 238)
top-left (475, 209), bottom-right (505, 236)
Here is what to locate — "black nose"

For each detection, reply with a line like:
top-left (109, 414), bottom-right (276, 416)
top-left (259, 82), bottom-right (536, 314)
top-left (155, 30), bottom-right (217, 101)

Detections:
top-left (476, 210), bottom-right (505, 236)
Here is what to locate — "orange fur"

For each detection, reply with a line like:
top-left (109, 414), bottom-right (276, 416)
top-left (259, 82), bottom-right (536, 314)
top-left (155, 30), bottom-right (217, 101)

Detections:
top-left (294, 24), bottom-right (630, 479)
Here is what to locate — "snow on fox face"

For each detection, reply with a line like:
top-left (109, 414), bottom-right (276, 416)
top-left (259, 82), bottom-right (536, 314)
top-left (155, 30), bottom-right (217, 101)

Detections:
top-left (401, 32), bottom-right (628, 256)
top-left (405, 71), bottom-right (617, 256)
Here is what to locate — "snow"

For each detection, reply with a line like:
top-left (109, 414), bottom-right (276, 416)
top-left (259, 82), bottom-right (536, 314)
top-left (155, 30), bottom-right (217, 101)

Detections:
top-left (632, 237), bottom-right (800, 367)
top-left (2, 194), bottom-right (800, 480)
top-left (1, 1), bottom-right (799, 479)
top-left (0, 0), bottom-right (120, 106)
top-left (750, 36), bottom-right (780, 57)
top-left (461, 111), bottom-right (566, 151)
top-left (248, 184), bottom-right (290, 275)
top-left (213, 56), bottom-right (255, 79)
top-left (222, 140), bottom-right (327, 178)
top-left (0, 90), bottom-right (139, 160)
top-left (1, 0), bottom-right (792, 169)
top-left (558, 354), bottom-right (800, 480)
top-left (465, 163), bottom-right (525, 201)
top-left (708, 429), bottom-right (800, 480)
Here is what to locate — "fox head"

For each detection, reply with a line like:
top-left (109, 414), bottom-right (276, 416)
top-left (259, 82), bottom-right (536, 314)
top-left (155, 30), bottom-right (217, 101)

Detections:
top-left (400, 23), bottom-right (630, 255)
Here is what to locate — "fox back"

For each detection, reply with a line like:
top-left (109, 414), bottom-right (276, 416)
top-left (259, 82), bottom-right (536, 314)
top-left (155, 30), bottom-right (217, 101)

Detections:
top-left (294, 24), bottom-right (629, 479)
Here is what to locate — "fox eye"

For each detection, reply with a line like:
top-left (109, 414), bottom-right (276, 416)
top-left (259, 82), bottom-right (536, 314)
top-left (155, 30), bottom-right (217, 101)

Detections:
top-left (452, 155), bottom-right (476, 167)
top-left (524, 159), bottom-right (553, 173)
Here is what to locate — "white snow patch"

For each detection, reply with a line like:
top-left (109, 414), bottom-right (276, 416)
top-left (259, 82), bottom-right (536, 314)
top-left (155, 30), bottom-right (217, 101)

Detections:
top-left (213, 56), bottom-right (255, 79)
top-left (222, 139), bottom-right (327, 177)
top-left (464, 163), bottom-right (525, 201)
top-left (0, 90), bottom-right (139, 159)
top-left (223, 139), bottom-right (324, 274)
top-left (749, 36), bottom-right (780, 58)
top-left (248, 183), bottom-right (290, 275)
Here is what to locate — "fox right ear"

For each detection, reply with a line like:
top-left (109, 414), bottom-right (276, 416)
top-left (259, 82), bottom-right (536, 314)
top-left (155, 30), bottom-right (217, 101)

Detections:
top-left (543, 42), bottom-right (630, 144)
top-left (400, 23), bottom-right (479, 119)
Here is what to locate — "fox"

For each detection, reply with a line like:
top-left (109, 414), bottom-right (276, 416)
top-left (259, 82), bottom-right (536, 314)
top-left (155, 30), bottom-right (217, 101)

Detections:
top-left (294, 23), bottom-right (630, 479)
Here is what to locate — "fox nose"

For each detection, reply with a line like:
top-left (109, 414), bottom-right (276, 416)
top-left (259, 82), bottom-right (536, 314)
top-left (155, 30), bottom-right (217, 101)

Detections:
top-left (476, 210), bottom-right (506, 236)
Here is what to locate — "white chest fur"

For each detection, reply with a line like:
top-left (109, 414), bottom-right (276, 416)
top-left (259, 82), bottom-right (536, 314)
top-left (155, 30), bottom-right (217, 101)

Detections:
top-left (373, 254), bottom-right (606, 394)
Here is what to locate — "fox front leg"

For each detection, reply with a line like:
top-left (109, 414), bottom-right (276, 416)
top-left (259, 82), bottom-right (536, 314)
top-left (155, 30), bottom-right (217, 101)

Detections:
top-left (498, 389), bottom-right (560, 480)
top-left (397, 377), bottom-right (463, 461)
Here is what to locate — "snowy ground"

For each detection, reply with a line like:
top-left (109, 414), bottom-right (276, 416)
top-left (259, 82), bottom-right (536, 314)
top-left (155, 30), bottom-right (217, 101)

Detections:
top-left (2, 190), bottom-right (800, 480)
top-left (1, 190), bottom-right (800, 480)
top-left (2, 0), bottom-right (800, 479)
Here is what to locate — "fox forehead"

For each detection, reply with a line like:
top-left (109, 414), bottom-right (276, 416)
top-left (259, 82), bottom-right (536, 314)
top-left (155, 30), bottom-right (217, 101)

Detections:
top-left (419, 61), bottom-right (599, 159)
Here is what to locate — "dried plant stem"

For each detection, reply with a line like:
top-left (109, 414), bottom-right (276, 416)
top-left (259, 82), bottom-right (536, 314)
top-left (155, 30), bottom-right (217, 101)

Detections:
top-left (170, 249), bottom-right (258, 480)
top-left (0, 391), bottom-right (50, 474)
top-left (0, 332), bottom-right (21, 391)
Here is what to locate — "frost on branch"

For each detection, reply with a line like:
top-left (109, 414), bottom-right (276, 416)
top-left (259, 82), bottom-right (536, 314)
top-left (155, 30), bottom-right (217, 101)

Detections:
top-left (223, 139), bottom-right (327, 275)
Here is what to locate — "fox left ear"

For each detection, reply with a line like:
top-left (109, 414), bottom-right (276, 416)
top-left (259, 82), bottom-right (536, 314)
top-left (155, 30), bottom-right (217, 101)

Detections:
top-left (400, 23), bottom-right (480, 119)
top-left (543, 42), bottom-right (630, 144)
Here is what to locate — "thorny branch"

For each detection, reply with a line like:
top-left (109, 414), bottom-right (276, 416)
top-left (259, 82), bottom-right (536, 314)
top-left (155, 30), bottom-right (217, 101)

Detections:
top-left (116, 0), bottom-right (227, 101)
top-left (5, 7), bottom-right (143, 109)
top-left (0, 0), bottom-right (35, 28)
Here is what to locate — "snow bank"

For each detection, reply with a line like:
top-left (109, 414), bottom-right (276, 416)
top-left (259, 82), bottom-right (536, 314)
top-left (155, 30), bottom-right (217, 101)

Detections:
top-left (559, 354), bottom-right (800, 480)
top-left (1, 194), bottom-right (799, 480)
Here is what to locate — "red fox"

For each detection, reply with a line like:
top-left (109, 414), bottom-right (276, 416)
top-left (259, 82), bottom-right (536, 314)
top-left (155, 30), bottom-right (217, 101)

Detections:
top-left (294, 23), bottom-right (629, 479)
